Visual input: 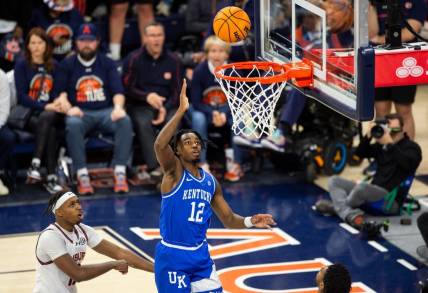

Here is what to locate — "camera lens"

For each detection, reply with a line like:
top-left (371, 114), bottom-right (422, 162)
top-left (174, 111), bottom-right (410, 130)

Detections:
top-left (371, 125), bottom-right (384, 139)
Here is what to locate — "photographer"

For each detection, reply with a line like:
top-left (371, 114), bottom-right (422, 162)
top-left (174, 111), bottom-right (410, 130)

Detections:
top-left (315, 113), bottom-right (422, 228)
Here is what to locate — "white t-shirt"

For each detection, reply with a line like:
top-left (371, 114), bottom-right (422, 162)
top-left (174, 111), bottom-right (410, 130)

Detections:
top-left (33, 223), bottom-right (102, 293)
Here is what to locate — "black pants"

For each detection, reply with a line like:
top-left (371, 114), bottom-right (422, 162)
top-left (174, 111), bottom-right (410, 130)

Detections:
top-left (25, 110), bottom-right (62, 174)
top-left (418, 212), bottom-right (428, 247)
top-left (129, 106), bottom-right (176, 170)
top-left (0, 125), bottom-right (17, 170)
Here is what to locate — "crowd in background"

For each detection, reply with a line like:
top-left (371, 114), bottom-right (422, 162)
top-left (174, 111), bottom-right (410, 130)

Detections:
top-left (0, 0), bottom-right (427, 210)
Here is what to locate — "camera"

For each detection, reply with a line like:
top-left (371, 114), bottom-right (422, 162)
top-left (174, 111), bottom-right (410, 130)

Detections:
top-left (360, 220), bottom-right (389, 240)
top-left (370, 118), bottom-right (389, 139)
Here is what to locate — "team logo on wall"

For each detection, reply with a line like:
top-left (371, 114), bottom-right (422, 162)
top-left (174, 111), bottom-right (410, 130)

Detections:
top-left (29, 74), bottom-right (53, 102)
top-left (75, 75), bottom-right (106, 102)
top-left (202, 86), bottom-right (227, 106)
top-left (46, 23), bottom-right (73, 55)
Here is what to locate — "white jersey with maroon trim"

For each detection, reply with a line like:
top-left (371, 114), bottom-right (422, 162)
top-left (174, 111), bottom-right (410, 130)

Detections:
top-left (33, 223), bottom-right (102, 293)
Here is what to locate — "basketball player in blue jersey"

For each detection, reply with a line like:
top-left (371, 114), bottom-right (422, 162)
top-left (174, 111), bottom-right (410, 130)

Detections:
top-left (153, 79), bottom-right (276, 293)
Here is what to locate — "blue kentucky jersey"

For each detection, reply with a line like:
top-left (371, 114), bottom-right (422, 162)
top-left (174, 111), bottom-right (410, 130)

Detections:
top-left (160, 168), bottom-right (216, 247)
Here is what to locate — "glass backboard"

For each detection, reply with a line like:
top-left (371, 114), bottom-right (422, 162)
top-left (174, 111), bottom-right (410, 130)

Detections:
top-left (255, 0), bottom-right (375, 121)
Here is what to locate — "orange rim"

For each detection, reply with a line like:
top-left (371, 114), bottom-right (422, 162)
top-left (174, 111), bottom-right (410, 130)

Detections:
top-left (214, 61), bottom-right (289, 84)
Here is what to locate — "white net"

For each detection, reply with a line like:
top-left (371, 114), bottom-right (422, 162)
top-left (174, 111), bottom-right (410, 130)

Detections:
top-left (215, 63), bottom-right (288, 139)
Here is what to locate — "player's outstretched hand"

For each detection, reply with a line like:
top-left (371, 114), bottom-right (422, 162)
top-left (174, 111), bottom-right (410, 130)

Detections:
top-left (113, 259), bottom-right (129, 274)
top-left (251, 214), bottom-right (277, 229)
top-left (178, 79), bottom-right (189, 113)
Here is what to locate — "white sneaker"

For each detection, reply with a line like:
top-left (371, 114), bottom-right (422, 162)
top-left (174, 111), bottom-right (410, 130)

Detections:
top-left (261, 129), bottom-right (286, 152)
top-left (45, 175), bottom-right (64, 195)
top-left (0, 178), bottom-right (9, 196)
top-left (233, 135), bottom-right (262, 148)
top-left (26, 165), bottom-right (42, 183)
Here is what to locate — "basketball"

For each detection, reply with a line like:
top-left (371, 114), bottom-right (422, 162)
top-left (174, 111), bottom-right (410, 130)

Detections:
top-left (213, 6), bottom-right (251, 43)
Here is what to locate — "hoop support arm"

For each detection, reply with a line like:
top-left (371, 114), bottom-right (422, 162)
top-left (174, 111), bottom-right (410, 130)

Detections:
top-left (283, 59), bottom-right (313, 88)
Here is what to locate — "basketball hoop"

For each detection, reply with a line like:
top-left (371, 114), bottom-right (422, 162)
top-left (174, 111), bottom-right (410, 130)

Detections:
top-left (214, 60), bottom-right (313, 138)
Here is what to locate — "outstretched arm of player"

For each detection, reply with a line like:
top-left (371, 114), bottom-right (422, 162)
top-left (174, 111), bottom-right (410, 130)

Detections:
top-left (154, 79), bottom-right (189, 175)
top-left (93, 239), bottom-right (154, 272)
top-left (211, 178), bottom-right (276, 229)
top-left (53, 254), bottom-right (128, 282)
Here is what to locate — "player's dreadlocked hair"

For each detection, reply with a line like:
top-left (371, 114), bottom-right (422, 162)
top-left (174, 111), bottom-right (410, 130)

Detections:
top-left (171, 129), bottom-right (210, 155)
top-left (323, 263), bottom-right (351, 293)
top-left (44, 187), bottom-right (69, 215)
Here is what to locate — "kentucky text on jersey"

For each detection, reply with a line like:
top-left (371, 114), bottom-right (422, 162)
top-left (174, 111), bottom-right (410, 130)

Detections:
top-left (182, 188), bottom-right (212, 203)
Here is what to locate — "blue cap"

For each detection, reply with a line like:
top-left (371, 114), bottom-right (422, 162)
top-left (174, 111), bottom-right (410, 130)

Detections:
top-left (76, 23), bottom-right (98, 41)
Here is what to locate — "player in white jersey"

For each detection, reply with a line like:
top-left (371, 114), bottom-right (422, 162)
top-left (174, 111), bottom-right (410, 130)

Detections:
top-left (34, 189), bottom-right (154, 293)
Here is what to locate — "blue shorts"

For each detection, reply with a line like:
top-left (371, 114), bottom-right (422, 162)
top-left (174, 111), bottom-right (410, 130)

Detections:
top-left (154, 241), bottom-right (223, 293)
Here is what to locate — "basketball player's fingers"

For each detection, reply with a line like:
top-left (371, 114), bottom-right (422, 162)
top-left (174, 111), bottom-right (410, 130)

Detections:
top-left (180, 79), bottom-right (187, 97)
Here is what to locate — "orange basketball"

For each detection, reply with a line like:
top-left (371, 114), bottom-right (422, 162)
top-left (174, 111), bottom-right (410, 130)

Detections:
top-left (213, 6), bottom-right (251, 43)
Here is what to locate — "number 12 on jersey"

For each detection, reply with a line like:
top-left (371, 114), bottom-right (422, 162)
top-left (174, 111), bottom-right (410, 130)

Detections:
top-left (188, 202), bottom-right (205, 223)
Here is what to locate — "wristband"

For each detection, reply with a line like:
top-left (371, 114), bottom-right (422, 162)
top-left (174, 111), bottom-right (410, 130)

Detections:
top-left (244, 216), bottom-right (254, 228)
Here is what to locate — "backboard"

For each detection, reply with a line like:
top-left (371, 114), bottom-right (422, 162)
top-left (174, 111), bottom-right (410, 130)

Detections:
top-left (255, 0), bottom-right (375, 121)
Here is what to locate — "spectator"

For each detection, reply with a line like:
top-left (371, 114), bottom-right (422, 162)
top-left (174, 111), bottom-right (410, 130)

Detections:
top-left (315, 114), bottom-right (422, 228)
top-left (369, 0), bottom-right (427, 139)
top-left (0, 68), bottom-right (16, 196)
top-left (29, 0), bottom-right (84, 61)
top-left (122, 21), bottom-right (181, 180)
top-left (315, 263), bottom-right (351, 293)
top-left (417, 212), bottom-right (428, 259)
top-left (13, 27), bottom-right (67, 194)
top-left (0, 27), bottom-right (24, 72)
top-left (54, 23), bottom-right (133, 195)
top-left (108, 0), bottom-right (155, 60)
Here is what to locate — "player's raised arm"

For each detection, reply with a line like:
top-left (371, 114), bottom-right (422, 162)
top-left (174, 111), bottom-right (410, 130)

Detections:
top-left (154, 79), bottom-right (189, 175)
top-left (211, 178), bottom-right (277, 229)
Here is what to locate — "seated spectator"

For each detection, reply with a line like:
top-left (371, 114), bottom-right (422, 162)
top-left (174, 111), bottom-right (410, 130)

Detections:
top-left (316, 263), bottom-right (351, 293)
top-left (190, 35), bottom-right (232, 171)
top-left (0, 68), bottom-right (16, 196)
top-left (0, 27), bottom-right (24, 72)
top-left (122, 21), bottom-right (181, 180)
top-left (417, 212), bottom-right (428, 260)
top-left (108, 0), bottom-right (154, 60)
top-left (54, 23), bottom-right (133, 195)
top-left (13, 27), bottom-right (67, 194)
top-left (315, 114), bottom-right (422, 228)
top-left (29, 0), bottom-right (84, 61)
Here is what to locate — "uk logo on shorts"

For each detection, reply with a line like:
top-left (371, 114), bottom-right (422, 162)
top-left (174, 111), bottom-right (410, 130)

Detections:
top-left (29, 74), bottom-right (53, 102)
top-left (395, 57), bottom-right (424, 78)
top-left (46, 24), bottom-right (73, 55)
top-left (168, 271), bottom-right (187, 288)
top-left (75, 75), bottom-right (106, 102)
